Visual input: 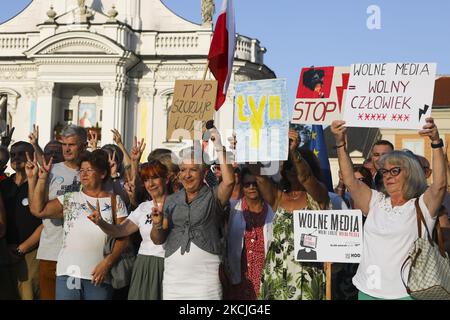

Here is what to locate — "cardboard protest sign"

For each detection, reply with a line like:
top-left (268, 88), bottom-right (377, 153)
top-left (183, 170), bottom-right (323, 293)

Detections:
top-left (234, 79), bottom-right (289, 163)
top-left (291, 66), bottom-right (350, 125)
top-left (167, 80), bottom-right (217, 141)
top-left (343, 63), bottom-right (437, 129)
top-left (294, 210), bottom-right (363, 263)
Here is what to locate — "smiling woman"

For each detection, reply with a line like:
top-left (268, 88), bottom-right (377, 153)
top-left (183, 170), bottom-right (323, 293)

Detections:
top-left (330, 117), bottom-right (447, 300)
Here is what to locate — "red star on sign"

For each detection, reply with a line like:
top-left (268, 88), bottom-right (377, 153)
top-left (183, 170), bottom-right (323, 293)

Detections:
top-left (371, 114), bottom-right (376, 120)
top-left (382, 114), bottom-right (387, 120)
top-left (365, 114), bottom-right (370, 120)
top-left (358, 113), bottom-right (363, 120)
top-left (376, 114), bottom-right (381, 120)
top-left (391, 114), bottom-right (396, 121)
top-left (405, 115), bottom-right (410, 121)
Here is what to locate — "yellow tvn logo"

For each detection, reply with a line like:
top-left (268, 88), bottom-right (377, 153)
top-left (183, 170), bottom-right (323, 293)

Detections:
top-left (237, 95), bottom-right (282, 149)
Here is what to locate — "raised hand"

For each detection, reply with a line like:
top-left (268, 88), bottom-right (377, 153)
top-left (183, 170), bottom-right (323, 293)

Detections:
top-left (419, 117), bottom-right (440, 143)
top-left (38, 156), bottom-right (53, 179)
top-left (288, 129), bottom-right (300, 153)
top-left (330, 120), bottom-right (347, 145)
top-left (124, 176), bottom-right (136, 196)
top-left (88, 129), bottom-right (98, 150)
top-left (111, 129), bottom-right (123, 146)
top-left (1, 125), bottom-right (15, 147)
top-left (108, 150), bottom-right (118, 178)
top-left (25, 152), bottom-right (38, 180)
top-left (87, 199), bottom-right (103, 225)
top-left (28, 125), bottom-right (39, 146)
top-left (151, 202), bottom-right (164, 228)
top-left (130, 136), bottom-right (146, 163)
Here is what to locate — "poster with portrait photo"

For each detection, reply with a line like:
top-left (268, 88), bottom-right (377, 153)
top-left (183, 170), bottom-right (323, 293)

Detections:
top-left (294, 210), bottom-right (363, 263)
top-left (79, 103), bottom-right (96, 128)
top-left (291, 66), bottom-right (350, 125)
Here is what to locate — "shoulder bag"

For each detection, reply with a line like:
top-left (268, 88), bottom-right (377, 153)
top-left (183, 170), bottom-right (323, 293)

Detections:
top-left (401, 199), bottom-right (450, 300)
top-left (103, 195), bottom-right (136, 289)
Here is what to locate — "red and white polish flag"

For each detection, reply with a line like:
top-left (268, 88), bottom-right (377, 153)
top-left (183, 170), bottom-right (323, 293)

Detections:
top-left (207, 0), bottom-right (236, 111)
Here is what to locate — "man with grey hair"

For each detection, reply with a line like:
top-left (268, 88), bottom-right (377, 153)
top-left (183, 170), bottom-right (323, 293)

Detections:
top-left (32, 124), bottom-right (86, 300)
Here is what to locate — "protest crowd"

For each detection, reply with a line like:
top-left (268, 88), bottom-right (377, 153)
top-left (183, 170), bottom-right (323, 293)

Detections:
top-left (1, 0), bottom-right (450, 303)
top-left (0, 116), bottom-right (449, 301)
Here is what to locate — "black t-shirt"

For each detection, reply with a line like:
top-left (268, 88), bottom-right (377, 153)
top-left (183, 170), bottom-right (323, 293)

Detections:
top-left (0, 175), bottom-right (42, 245)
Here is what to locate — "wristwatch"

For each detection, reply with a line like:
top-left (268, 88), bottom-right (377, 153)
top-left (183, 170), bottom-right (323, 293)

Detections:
top-left (431, 138), bottom-right (444, 149)
top-left (111, 173), bottom-right (121, 180)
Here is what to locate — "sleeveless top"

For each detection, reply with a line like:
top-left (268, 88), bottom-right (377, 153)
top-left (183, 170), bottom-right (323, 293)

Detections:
top-left (259, 193), bottom-right (326, 300)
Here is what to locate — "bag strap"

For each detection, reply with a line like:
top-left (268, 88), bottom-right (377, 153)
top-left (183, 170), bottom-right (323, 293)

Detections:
top-left (414, 198), bottom-right (446, 257)
top-left (434, 218), bottom-right (446, 257)
top-left (111, 195), bottom-right (117, 226)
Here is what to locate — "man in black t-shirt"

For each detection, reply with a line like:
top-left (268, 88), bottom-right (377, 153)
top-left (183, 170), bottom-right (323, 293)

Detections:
top-left (0, 141), bottom-right (42, 300)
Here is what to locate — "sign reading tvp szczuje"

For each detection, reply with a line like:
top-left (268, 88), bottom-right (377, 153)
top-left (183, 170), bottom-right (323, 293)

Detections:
top-left (167, 80), bottom-right (218, 141)
top-left (343, 62), bottom-right (436, 129)
top-left (294, 210), bottom-right (363, 263)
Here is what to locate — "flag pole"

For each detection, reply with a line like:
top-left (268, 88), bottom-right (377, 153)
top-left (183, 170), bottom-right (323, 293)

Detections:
top-left (325, 262), bottom-right (332, 300)
top-left (203, 60), bottom-right (210, 80)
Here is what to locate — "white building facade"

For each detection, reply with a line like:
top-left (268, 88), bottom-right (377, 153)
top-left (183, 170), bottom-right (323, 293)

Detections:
top-left (0, 0), bottom-right (275, 154)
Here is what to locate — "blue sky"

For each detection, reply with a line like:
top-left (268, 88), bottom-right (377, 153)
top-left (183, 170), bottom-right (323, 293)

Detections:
top-left (2, 0), bottom-right (450, 106)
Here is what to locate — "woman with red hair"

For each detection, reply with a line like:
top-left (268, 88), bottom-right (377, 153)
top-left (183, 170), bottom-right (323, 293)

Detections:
top-left (88, 160), bottom-right (170, 300)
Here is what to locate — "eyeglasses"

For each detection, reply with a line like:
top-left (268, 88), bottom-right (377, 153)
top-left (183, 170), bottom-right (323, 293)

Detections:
top-left (243, 181), bottom-right (257, 188)
top-left (378, 167), bottom-right (402, 177)
top-left (79, 168), bottom-right (96, 174)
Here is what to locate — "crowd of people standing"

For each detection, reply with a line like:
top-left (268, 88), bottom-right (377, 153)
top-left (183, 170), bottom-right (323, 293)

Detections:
top-left (0, 118), bottom-right (449, 300)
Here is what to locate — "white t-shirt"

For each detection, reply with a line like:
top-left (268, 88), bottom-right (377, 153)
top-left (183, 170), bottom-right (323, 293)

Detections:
top-left (37, 162), bottom-right (80, 261)
top-left (126, 200), bottom-right (165, 257)
top-left (55, 191), bottom-right (128, 281)
top-left (352, 190), bottom-right (436, 299)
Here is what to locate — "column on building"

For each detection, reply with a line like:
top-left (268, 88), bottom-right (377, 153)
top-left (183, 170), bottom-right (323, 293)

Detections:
top-left (100, 78), bottom-right (128, 145)
top-left (36, 82), bottom-right (54, 145)
top-left (137, 85), bottom-right (156, 157)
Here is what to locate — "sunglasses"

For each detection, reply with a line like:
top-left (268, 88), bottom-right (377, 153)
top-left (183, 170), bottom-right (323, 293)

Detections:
top-left (10, 151), bottom-right (27, 157)
top-left (243, 181), bottom-right (257, 188)
top-left (378, 167), bottom-right (402, 177)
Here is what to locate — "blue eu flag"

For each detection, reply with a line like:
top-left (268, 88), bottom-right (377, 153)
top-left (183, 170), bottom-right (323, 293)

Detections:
top-left (310, 125), bottom-right (333, 192)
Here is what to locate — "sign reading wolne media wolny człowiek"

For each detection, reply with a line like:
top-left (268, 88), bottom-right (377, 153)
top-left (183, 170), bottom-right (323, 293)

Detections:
top-left (293, 210), bottom-right (363, 263)
top-left (343, 62), bottom-right (437, 129)
top-left (166, 80), bottom-right (218, 141)
top-left (291, 66), bottom-right (350, 125)
top-left (234, 79), bottom-right (289, 163)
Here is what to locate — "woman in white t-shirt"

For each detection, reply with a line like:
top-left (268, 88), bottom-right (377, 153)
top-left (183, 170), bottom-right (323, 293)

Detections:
top-left (88, 160), bottom-right (168, 300)
top-left (330, 117), bottom-right (447, 300)
top-left (28, 150), bottom-right (128, 300)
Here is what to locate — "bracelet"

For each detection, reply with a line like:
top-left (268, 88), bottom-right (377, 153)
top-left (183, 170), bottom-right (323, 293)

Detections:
top-left (333, 143), bottom-right (346, 149)
top-left (431, 138), bottom-right (444, 149)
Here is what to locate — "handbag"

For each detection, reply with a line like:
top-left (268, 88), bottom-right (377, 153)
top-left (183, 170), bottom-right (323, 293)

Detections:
top-left (401, 199), bottom-right (450, 300)
top-left (103, 195), bottom-right (136, 289)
